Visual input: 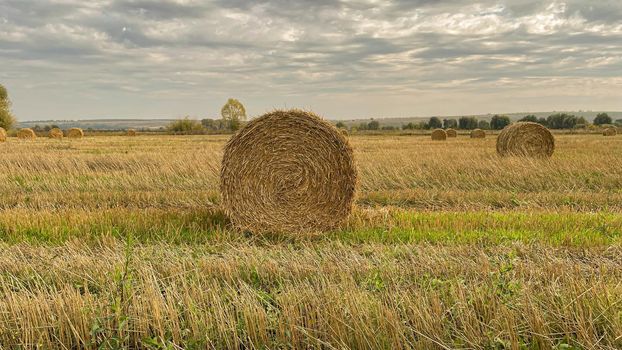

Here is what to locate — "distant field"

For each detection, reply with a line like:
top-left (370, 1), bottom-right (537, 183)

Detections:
top-left (0, 134), bottom-right (621, 349)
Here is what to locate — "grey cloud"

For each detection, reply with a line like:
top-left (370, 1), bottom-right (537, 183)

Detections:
top-left (1, 0), bottom-right (621, 120)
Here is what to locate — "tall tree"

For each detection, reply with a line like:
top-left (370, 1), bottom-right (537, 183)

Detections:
top-left (490, 115), bottom-right (511, 130)
top-left (443, 118), bottom-right (457, 129)
top-left (428, 117), bottom-right (442, 129)
top-left (458, 116), bottom-right (478, 130)
top-left (519, 115), bottom-right (538, 123)
top-left (547, 113), bottom-right (578, 129)
top-left (221, 98), bottom-right (247, 131)
top-left (593, 113), bottom-right (612, 126)
top-left (0, 84), bottom-right (16, 130)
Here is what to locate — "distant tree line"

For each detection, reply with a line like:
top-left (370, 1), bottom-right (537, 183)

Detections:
top-left (337, 112), bottom-right (620, 132)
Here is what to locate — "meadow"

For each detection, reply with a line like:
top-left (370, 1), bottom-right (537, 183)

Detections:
top-left (0, 133), bottom-right (621, 349)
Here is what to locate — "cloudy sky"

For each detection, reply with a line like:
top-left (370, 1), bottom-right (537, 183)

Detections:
top-left (1, 0), bottom-right (621, 121)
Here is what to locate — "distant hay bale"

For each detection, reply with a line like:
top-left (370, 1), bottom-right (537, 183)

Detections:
top-left (0, 127), bottom-right (6, 142)
top-left (220, 109), bottom-right (357, 233)
top-left (127, 129), bottom-right (137, 136)
top-left (446, 128), bottom-right (457, 138)
top-left (470, 129), bottom-right (486, 138)
top-left (340, 128), bottom-right (349, 136)
top-left (67, 128), bottom-right (84, 139)
top-left (431, 128), bottom-right (447, 140)
top-left (48, 128), bottom-right (64, 139)
top-left (496, 122), bottom-right (555, 158)
top-left (603, 127), bottom-right (617, 136)
top-left (17, 128), bottom-right (36, 140)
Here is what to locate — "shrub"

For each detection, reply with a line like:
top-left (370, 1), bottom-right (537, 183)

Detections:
top-left (167, 118), bottom-right (204, 134)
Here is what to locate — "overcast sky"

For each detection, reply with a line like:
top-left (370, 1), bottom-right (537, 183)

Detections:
top-left (1, 0), bottom-right (621, 121)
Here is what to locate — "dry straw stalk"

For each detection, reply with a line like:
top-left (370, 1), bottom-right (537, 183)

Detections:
top-left (431, 128), bottom-right (447, 140)
top-left (470, 129), bottom-right (486, 138)
top-left (0, 127), bottom-right (6, 142)
top-left (220, 109), bottom-right (357, 233)
top-left (496, 122), bottom-right (555, 158)
top-left (48, 128), bottom-right (64, 139)
top-left (17, 128), bottom-right (36, 139)
top-left (67, 128), bottom-right (84, 139)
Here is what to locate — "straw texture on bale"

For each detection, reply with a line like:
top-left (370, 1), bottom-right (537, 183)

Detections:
top-left (220, 109), bottom-right (357, 233)
top-left (127, 129), bottom-right (137, 136)
top-left (48, 128), bottom-right (64, 139)
top-left (431, 128), bottom-right (447, 140)
top-left (0, 127), bottom-right (6, 142)
top-left (67, 128), bottom-right (84, 139)
top-left (603, 127), bottom-right (617, 136)
top-left (17, 128), bottom-right (36, 139)
top-left (496, 122), bottom-right (555, 158)
top-left (470, 129), bottom-right (486, 138)
top-left (446, 128), bottom-right (457, 138)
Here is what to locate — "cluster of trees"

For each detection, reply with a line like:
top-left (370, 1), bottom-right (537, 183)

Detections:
top-left (400, 115), bottom-right (511, 130)
top-left (0, 84), bottom-right (16, 130)
top-left (31, 124), bottom-right (61, 132)
top-left (167, 98), bottom-right (247, 133)
top-left (519, 113), bottom-right (592, 129)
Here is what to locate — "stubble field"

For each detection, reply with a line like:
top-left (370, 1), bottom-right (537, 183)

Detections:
top-left (0, 133), bottom-right (621, 349)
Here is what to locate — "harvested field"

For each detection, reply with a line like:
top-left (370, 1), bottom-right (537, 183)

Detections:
top-left (0, 133), bottom-right (621, 349)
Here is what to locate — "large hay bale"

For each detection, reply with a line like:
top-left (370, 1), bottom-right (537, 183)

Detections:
top-left (603, 127), bottom-right (617, 136)
top-left (446, 128), bottom-right (457, 138)
top-left (17, 128), bottom-right (36, 139)
top-left (496, 122), bottom-right (555, 158)
top-left (127, 129), bottom-right (137, 136)
top-left (0, 127), bottom-right (6, 142)
top-left (431, 128), bottom-right (447, 140)
top-left (48, 128), bottom-right (64, 139)
top-left (470, 129), bottom-right (486, 138)
top-left (67, 128), bottom-right (84, 139)
top-left (220, 109), bottom-right (357, 233)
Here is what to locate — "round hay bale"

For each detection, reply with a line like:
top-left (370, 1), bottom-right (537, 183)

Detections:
top-left (496, 122), bottom-right (555, 158)
top-left (431, 128), bottom-right (447, 141)
top-left (340, 128), bottom-right (349, 136)
top-left (48, 128), bottom-right (64, 139)
top-left (446, 128), bottom-right (457, 138)
top-left (17, 128), bottom-right (36, 140)
top-left (603, 127), bottom-right (617, 136)
top-left (67, 128), bottom-right (84, 139)
top-left (470, 129), bottom-right (486, 138)
top-left (220, 109), bottom-right (357, 233)
top-left (0, 127), bottom-right (6, 142)
top-left (127, 129), bottom-right (137, 136)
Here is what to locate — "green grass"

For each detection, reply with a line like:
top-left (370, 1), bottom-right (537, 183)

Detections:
top-left (1, 208), bottom-right (620, 246)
